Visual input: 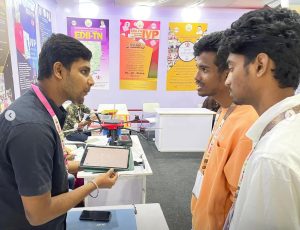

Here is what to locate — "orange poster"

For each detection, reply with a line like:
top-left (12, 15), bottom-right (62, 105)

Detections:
top-left (120, 20), bottom-right (160, 90)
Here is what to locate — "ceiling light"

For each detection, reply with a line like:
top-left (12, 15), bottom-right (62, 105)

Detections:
top-left (158, 0), bottom-right (169, 3)
top-left (189, 0), bottom-right (205, 8)
top-left (64, 8), bottom-right (71, 13)
top-left (137, 2), bottom-right (155, 7)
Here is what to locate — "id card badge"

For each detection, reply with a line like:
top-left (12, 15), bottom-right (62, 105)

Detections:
top-left (192, 170), bottom-right (203, 199)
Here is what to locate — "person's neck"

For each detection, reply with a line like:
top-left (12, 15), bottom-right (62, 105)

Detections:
top-left (214, 91), bottom-right (233, 108)
top-left (37, 80), bottom-right (65, 107)
top-left (253, 88), bottom-right (295, 116)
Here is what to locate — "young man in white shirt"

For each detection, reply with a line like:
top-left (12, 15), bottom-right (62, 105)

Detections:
top-left (221, 7), bottom-right (300, 229)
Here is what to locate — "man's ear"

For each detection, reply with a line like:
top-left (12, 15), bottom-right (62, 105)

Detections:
top-left (53, 62), bottom-right (64, 80)
top-left (255, 53), bottom-right (269, 78)
top-left (221, 69), bottom-right (229, 81)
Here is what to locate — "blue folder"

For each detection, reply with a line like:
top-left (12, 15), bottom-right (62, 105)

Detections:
top-left (66, 208), bottom-right (137, 230)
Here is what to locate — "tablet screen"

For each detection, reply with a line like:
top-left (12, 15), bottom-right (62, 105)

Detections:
top-left (82, 146), bottom-right (129, 169)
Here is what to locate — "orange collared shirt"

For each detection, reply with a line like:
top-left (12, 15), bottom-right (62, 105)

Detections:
top-left (191, 105), bottom-right (258, 230)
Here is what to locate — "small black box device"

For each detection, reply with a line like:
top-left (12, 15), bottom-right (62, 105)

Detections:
top-left (79, 210), bottom-right (111, 222)
top-left (117, 134), bottom-right (132, 147)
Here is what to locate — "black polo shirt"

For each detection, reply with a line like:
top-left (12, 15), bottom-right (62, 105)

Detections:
top-left (0, 89), bottom-right (68, 229)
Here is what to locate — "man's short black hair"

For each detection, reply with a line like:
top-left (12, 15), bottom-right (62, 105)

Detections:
top-left (38, 33), bottom-right (92, 80)
top-left (221, 8), bottom-right (300, 89)
top-left (193, 31), bottom-right (228, 72)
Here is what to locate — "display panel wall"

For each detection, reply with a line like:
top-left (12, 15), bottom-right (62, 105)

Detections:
top-left (4, 0), bottom-right (56, 100)
top-left (4, 0), bottom-right (250, 110)
top-left (56, 3), bottom-right (250, 109)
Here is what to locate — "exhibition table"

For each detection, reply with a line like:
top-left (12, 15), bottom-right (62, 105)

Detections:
top-left (77, 135), bottom-right (153, 206)
top-left (155, 108), bottom-right (215, 152)
top-left (67, 203), bottom-right (169, 230)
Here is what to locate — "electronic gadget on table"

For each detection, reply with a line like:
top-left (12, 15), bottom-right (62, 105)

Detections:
top-left (67, 208), bottom-right (137, 230)
top-left (117, 134), bottom-right (132, 147)
top-left (80, 145), bottom-right (130, 172)
top-left (79, 210), bottom-right (111, 222)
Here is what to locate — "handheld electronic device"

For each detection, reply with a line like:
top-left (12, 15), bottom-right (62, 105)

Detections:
top-left (80, 145), bottom-right (130, 171)
top-left (79, 210), bottom-right (111, 222)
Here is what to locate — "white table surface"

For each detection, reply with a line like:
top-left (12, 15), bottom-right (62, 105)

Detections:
top-left (155, 108), bottom-right (215, 152)
top-left (156, 108), bottom-right (216, 115)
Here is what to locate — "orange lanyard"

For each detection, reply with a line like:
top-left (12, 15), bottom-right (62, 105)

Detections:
top-left (200, 104), bottom-right (236, 174)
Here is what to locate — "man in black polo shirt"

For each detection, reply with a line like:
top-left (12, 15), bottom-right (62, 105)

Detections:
top-left (0, 34), bottom-right (118, 229)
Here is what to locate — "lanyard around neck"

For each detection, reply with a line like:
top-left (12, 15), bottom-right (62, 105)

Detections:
top-left (234, 104), bottom-right (300, 201)
top-left (200, 104), bottom-right (236, 174)
top-left (223, 104), bottom-right (300, 230)
top-left (31, 84), bottom-right (68, 167)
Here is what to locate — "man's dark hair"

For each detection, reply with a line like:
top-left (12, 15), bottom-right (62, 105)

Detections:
top-left (193, 31), bottom-right (228, 72)
top-left (38, 33), bottom-right (92, 80)
top-left (221, 8), bottom-right (300, 89)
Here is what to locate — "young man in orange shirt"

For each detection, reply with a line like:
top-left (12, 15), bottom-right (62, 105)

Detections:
top-left (191, 31), bottom-right (258, 230)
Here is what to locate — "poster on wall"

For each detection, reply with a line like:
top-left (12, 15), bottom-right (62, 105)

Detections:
top-left (120, 19), bottom-right (160, 90)
top-left (38, 4), bottom-right (52, 47)
top-left (166, 22), bottom-right (208, 91)
top-left (67, 17), bottom-right (109, 90)
top-left (0, 0), bottom-right (15, 113)
top-left (12, 0), bottom-right (38, 95)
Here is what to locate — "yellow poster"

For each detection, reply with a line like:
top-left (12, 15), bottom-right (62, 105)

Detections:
top-left (167, 22), bottom-right (208, 91)
top-left (290, 5), bottom-right (300, 13)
